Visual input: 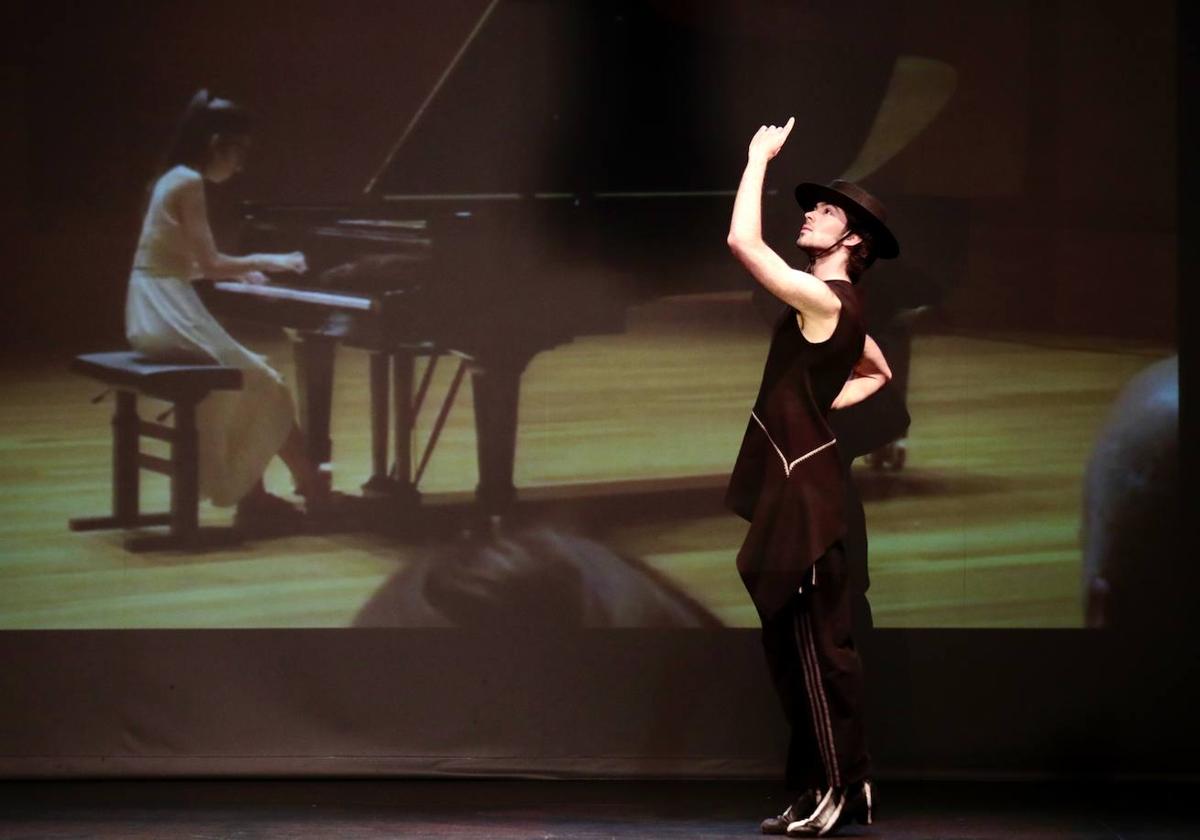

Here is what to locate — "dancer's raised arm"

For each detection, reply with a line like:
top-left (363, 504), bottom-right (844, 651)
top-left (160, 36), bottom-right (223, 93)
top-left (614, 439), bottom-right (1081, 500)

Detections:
top-left (727, 117), bottom-right (841, 320)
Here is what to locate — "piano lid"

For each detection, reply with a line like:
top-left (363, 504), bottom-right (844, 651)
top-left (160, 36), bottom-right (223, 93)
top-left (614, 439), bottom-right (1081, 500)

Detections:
top-left (365, 0), bottom-right (904, 201)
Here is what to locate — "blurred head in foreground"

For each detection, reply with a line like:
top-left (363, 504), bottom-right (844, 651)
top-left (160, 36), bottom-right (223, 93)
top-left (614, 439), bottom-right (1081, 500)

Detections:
top-left (1082, 356), bottom-right (1178, 629)
top-left (355, 527), bottom-right (720, 628)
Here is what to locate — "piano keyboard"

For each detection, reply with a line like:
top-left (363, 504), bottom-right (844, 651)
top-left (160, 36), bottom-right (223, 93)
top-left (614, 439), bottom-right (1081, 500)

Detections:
top-left (211, 281), bottom-right (377, 312)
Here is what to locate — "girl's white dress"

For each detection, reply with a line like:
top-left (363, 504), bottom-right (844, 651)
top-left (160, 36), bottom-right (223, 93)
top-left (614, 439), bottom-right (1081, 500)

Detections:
top-left (125, 165), bottom-right (293, 506)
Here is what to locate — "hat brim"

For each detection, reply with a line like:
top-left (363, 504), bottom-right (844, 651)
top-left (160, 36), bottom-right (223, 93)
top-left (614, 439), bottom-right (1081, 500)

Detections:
top-left (794, 182), bottom-right (899, 260)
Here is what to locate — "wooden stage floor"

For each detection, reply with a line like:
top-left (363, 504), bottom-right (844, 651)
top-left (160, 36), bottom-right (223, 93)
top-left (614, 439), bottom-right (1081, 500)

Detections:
top-left (0, 297), bottom-right (1170, 629)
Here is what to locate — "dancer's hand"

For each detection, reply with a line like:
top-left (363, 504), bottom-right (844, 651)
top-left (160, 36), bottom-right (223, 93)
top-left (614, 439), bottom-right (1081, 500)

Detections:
top-left (748, 117), bottom-right (795, 165)
top-left (242, 270), bottom-right (270, 286)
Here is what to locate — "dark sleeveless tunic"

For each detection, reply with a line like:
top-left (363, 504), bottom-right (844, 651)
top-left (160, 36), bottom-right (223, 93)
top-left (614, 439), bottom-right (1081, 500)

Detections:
top-left (726, 280), bottom-right (866, 618)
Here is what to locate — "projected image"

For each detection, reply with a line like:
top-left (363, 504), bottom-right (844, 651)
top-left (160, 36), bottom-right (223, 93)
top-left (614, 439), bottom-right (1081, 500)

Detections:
top-left (1, 1), bottom-right (1177, 629)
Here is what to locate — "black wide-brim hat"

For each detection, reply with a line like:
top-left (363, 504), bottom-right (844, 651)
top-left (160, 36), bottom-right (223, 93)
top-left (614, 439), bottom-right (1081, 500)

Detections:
top-left (794, 179), bottom-right (900, 260)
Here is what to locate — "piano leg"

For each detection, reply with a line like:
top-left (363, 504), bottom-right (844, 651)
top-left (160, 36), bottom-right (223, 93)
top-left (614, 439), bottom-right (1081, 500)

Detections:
top-left (389, 350), bottom-right (420, 506)
top-left (291, 334), bottom-right (336, 468)
top-left (471, 358), bottom-right (527, 517)
top-left (363, 352), bottom-right (391, 493)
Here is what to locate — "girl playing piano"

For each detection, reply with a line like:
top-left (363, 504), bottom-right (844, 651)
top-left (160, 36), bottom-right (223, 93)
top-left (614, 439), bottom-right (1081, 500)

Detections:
top-left (126, 89), bottom-right (327, 525)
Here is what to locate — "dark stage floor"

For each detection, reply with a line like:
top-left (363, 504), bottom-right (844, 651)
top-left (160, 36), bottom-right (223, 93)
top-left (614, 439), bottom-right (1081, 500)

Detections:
top-left (0, 778), bottom-right (1194, 839)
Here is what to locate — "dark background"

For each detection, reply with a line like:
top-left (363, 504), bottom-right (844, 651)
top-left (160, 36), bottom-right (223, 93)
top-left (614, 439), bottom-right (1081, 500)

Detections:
top-left (3, 0), bottom-right (1179, 353)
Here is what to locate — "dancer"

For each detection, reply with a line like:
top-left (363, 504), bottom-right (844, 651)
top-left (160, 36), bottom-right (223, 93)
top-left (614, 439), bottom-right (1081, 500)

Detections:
top-left (725, 117), bottom-right (899, 837)
top-left (126, 90), bottom-right (327, 525)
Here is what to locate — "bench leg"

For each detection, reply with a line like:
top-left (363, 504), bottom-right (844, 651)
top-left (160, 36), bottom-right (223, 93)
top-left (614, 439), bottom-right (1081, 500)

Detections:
top-left (70, 512), bottom-right (173, 532)
top-left (171, 398), bottom-right (200, 540)
top-left (113, 390), bottom-right (140, 524)
top-left (125, 398), bottom-right (211, 551)
top-left (71, 391), bottom-right (184, 542)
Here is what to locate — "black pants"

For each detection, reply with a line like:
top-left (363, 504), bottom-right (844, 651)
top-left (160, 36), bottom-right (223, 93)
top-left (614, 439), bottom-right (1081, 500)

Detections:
top-left (760, 540), bottom-right (870, 791)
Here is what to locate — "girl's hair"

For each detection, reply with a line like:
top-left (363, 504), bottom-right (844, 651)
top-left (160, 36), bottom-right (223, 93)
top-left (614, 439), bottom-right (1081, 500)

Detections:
top-left (160, 89), bottom-right (252, 174)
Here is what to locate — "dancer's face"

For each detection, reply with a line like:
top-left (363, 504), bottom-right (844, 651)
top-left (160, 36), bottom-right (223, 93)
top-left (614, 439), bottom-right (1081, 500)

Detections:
top-left (796, 202), bottom-right (855, 252)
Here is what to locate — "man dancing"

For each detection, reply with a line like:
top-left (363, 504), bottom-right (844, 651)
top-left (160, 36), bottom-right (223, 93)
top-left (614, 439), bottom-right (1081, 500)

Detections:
top-left (726, 117), bottom-right (899, 837)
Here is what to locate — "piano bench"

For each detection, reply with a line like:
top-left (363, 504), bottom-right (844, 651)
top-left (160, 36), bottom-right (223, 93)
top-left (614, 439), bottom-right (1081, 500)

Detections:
top-left (68, 351), bottom-right (243, 551)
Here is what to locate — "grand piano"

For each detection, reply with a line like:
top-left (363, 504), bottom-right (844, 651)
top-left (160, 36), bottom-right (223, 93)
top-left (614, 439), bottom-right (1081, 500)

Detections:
top-left (198, 0), bottom-right (912, 518)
